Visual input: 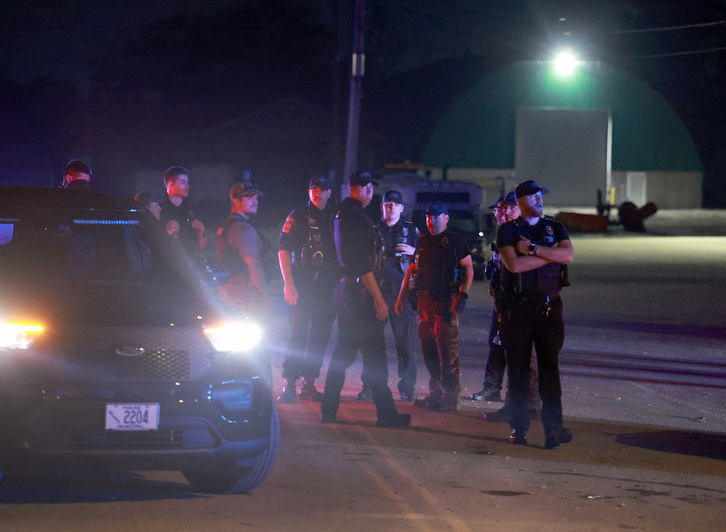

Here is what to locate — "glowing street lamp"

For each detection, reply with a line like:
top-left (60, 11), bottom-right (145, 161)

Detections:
top-left (554, 49), bottom-right (580, 77)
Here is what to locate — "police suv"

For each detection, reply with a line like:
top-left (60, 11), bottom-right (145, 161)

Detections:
top-left (0, 185), bottom-right (279, 494)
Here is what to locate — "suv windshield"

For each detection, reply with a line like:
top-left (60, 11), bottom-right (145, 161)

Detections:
top-left (0, 214), bottom-right (181, 286)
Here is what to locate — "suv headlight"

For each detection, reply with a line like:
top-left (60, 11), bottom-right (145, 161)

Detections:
top-left (0, 322), bottom-right (44, 349)
top-left (203, 321), bottom-right (262, 353)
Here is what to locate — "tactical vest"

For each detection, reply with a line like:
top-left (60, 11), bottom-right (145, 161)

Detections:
top-left (334, 206), bottom-right (384, 281)
top-left (415, 230), bottom-right (464, 302)
top-left (216, 214), bottom-right (252, 278)
top-left (296, 206), bottom-right (328, 272)
top-left (378, 219), bottom-right (418, 275)
top-left (499, 216), bottom-right (568, 300)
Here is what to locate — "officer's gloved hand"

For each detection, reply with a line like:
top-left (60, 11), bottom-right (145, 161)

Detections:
top-left (453, 292), bottom-right (468, 315)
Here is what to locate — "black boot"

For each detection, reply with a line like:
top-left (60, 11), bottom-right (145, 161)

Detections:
top-left (544, 427), bottom-right (573, 449)
top-left (356, 387), bottom-right (373, 402)
top-left (298, 378), bottom-right (323, 402)
top-left (277, 379), bottom-right (298, 404)
top-left (470, 387), bottom-right (502, 401)
top-left (483, 403), bottom-right (511, 422)
top-left (510, 429), bottom-right (527, 445)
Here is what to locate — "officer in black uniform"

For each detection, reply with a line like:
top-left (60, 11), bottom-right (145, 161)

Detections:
top-left (277, 175), bottom-right (339, 403)
top-left (396, 201), bottom-right (473, 412)
top-left (471, 192), bottom-right (518, 402)
top-left (357, 189), bottom-right (420, 403)
top-left (320, 171), bottom-right (411, 428)
top-left (496, 180), bottom-right (574, 448)
top-left (159, 166), bottom-right (207, 262)
top-left (63, 160), bottom-right (92, 190)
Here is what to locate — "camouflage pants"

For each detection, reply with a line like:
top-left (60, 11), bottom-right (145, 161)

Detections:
top-left (417, 293), bottom-right (460, 396)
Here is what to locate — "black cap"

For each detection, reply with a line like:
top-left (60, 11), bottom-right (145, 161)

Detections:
top-left (383, 190), bottom-right (404, 204)
top-left (488, 191), bottom-right (519, 209)
top-left (502, 191), bottom-right (517, 206)
top-left (515, 180), bottom-right (550, 198)
top-left (230, 182), bottom-right (264, 200)
top-left (487, 195), bottom-right (505, 210)
top-left (425, 201), bottom-right (448, 216)
top-left (349, 170), bottom-right (378, 187)
top-left (308, 174), bottom-right (331, 190)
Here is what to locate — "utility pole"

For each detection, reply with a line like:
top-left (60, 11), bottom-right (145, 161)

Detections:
top-left (342, 0), bottom-right (365, 189)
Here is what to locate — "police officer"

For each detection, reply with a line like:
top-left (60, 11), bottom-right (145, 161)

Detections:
top-left (497, 180), bottom-right (574, 448)
top-left (357, 190), bottom-right (420, 402)
top-left (471, 191), bottom-right (519, 401)
top-left (320, 171), bottom-right (411, 428)
top-left (63, 160), bottom-right (92, 190)
top-left (216, 182), bottom-right (273, 316)
top-left (474, 192), bottom-right (540, 422)
top-left (277, 175), bottom-right (339, 403)
top-left (159, 166), bottom-right (207, 260)
top-left (396, 201), bottom-right (473, 412)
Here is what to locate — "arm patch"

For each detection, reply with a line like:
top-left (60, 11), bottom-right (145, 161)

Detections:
top-left (282, 215), bottom-right (294, 234)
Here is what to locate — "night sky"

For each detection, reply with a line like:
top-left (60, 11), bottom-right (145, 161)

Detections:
top-left (1, 0), bottom-right (725, 206)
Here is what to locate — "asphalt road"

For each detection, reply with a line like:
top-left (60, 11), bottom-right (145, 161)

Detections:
top-left (1, 210), bottom-right (725, 531)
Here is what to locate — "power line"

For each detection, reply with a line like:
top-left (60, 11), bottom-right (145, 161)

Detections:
top-left (628, 45), bottom-right (726, 59)
top-left (611, 19), bottom-right (726, 34)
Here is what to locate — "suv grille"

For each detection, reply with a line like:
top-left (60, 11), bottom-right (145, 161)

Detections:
top-left (38, 326), bottom-right (218, 381)
top-left (117, 349), bottom-right (192, 379)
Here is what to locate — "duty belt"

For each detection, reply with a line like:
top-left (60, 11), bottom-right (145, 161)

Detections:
top-left (515, 293), bottom-right (560, 307)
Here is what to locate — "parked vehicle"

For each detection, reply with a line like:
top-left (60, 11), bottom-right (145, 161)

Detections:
top-left (0, 185), bottom-right (279, 494)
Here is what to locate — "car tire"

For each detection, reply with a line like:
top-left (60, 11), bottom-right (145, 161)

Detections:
top-left (183, 403), bottom-right (280, 494)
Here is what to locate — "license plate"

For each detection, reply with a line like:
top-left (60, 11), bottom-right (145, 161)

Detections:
top-left (105, 403), bottom-right (160, 431)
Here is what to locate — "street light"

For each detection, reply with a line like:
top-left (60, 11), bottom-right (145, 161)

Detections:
top-left (554, 49), bottom-right (579, 77)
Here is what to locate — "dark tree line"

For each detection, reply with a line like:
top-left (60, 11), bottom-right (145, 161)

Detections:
top-left (2, 0), bottom-right (725, 204)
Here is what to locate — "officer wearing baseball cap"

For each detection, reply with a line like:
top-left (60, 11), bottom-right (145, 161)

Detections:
top-left (320, 170), bottom-right (411, 428)
top-left (216, 180), bottom-right (273, 316)
top-left (496, 179), bottom-right (574, 448)
top-left (357, 189), bottom-right (420, 403)
top-left (473, 190), bottom-right (527, 404)
top-left (277, 175), bottom-right (339, 404)
top-left (396, 200), bottom-right (473, 412)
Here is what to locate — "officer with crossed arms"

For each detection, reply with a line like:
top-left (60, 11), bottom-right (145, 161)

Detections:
top-left (496, 180), bottom-right (574, 449)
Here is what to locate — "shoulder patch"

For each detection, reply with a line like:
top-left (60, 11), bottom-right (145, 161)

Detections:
top-left (282, 215), bottom-right (294, 234)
